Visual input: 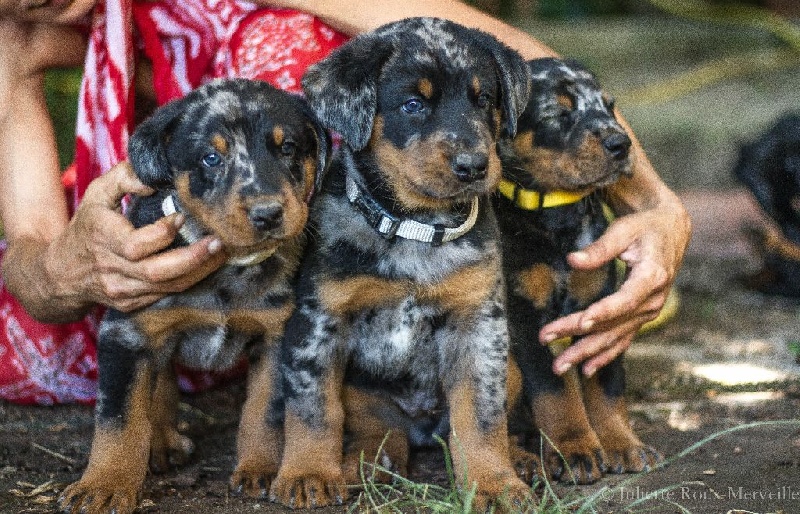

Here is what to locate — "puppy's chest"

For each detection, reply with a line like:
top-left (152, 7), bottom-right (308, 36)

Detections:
top-left (134, 255), bottom-right (296, 370)
top-left (347, 298), bottom-right (441, 379)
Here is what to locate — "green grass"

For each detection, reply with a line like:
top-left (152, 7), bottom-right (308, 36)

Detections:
top-left (348, 420), bottom-right (800, 513)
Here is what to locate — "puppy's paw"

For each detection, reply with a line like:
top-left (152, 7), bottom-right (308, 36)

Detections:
top-left (270, 470), bottom-right (347, 509)
top-left (58, 478), bottom-right (140, 514)
top-left (510, 444), bottom-right (543, 484)
top-left (470, 474), bottom-right (536, 514)
top-left (149, 427), bottom-right (194, 473)
top-left (230, 461), bottom-right (279, 499)
top-left (604, 444), bottom-right (663, 474)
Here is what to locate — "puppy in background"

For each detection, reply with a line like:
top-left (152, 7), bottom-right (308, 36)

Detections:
top-left (496, 58), bottom-right (662, 485)
top-left (59, 78), bottom-right (329, 514)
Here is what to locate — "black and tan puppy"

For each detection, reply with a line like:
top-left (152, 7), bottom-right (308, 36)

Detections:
top-left (495, 58), bottom-right (661, 484)
top-left (59, 78), bottom-right (329, 514)
top-left (734, 110), bottom-right (800, 298)
top-left (269, 17), bottom-right (532, 510)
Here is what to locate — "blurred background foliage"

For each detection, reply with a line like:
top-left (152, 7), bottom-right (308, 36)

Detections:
top-left (43, 0), bottom-right (798, 190)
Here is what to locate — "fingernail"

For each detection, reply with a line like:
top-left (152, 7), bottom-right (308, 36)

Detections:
top-left (571, 251), bottom-right (589, 262)
top-left (584, 366), bottom-right (596, 377)
top-left (208, 239), bottom-right (222, 254)
top-left (580, 318), bottom-right (594, 331)
top-left (554, 362), bottom-right (571, 375)
top-left (173, 213), bottom-right (185, 228)
top-left (541, 333), bottom-right (557, 344)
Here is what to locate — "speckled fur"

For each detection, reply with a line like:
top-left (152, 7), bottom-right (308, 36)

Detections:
top-left (60, 79), bottom-right (329, 514)
top-left (270, 18), bottom-right (533, 510)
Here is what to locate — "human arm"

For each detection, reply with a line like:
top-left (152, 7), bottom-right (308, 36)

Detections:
top-left (0, 21), bottom-right (225, 323)
top-left (261, 0), bottom-right (692, 375)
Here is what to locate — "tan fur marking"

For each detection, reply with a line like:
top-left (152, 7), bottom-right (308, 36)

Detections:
top-left (149, 368), bottom-right (193, 472)
top-left (418, 78), bottom-right (434, 99)
top-left (506, 356), bottom-right (523, 409)
top-left (448, 380), bottom-right (530, 508)
top-left (369, 116), bottom-right (502, 211)
top-left (556, 93), bottom-right (574, 111)
top-left (135, 307), bottom-right (225, 350)
top-left (211, 133), bottom-right (228, 154)
top-left (531, 369), bottom-right (605, 483)
top-left (318, 276), bottom-right (411, 316)
top-left (231, 352), bottom-right (284, 496)
top-left (60, 364), bottom-right (154, 513)
top-left (342, 386), bottom-right (410, 484)
top-left (567, 267), bottom-right (608, 307)
top-left (273, 125), bottom-right (284, 147)
top-left (515, 263), bottom-right (557, 309)
top-left (472, 76), bottom-right (481, 97)
top-left (582, 375), bottom-right (660, 473)
top-left (274, 370), bottom-right (346, 507)
top-left (421, 262), bottom-right (497, 315)
top-left (227, 304), bottom-right (294, 335)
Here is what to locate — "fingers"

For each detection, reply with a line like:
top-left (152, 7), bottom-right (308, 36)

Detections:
top-left (116, 213), bottom-right (185, 261)
top-left (567, 219), bottom-right (637, 271)
top-left (82, 161), bottom-right (154, 209)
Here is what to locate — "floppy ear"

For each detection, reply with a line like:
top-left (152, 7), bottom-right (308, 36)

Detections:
top-left (301, 35), bottom-right (395, 151)
top-left (127, 98), bottom-right (186, 188)
top-left (310, 114), bottom-right (332, 195)
top-left (466, 28), bottom-right (532, 138)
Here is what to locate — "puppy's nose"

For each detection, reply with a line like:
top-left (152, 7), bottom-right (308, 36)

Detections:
top-left (452, 152), bottom-right (489, 182)
top-left (249, 202), bottom-right (284, 231)
top-left (602, 132), bottom-right (631, 160)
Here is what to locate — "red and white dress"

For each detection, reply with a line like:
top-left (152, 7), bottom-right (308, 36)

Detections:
top-left (0, 0), bottom-right (346, 405)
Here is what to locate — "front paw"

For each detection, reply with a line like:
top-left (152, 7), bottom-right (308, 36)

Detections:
top-left (269, 469), bottom-right (347, 509)
top-left (150, 427), bottom-right (194, 473)
top-left (59, 478), bottom-right (140, 514)
top-left (470, 473), bottom-right (536, 514)
top-left (230, 461), bottom-right (279, 499)
top-left (545, 440), bottom-right (607, 485)
top-left (510, 444), bottom-right (543, 484)
top-left (604, 444), bottom-right (663, 474)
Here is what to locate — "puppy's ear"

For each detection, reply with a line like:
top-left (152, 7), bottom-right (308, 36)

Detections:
top-left (127, 98), bottom-right (186, 188)
top-left (467, 29), bottom-right (532, 138)
top-left (311, 115), bottom-right (332, 195)
top-left (301, 36), bottom-right (395, 151)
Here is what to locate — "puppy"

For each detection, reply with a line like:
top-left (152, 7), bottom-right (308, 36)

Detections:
top-left (59, 78), bottom-right (329, 514)
top-left (495, 58), bottom-right (661, 484)
top-left (269, 17), bottom-right (533, 510)
top-left (734, 110), bottom-right (800, 297)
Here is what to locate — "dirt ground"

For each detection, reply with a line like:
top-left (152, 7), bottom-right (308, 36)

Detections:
top-left (1, 189), bottom-right (799, 514)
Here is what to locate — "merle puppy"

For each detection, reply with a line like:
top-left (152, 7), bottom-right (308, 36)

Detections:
top-left (59, 79), bottom-right (329, 514)
top-left (269, 17), bottom-right (533, 510)
top-left (495, 58), bottom-right (661, 484)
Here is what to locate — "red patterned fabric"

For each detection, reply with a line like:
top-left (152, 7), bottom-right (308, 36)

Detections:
top-left (0, 0), bottom-right (346, 405)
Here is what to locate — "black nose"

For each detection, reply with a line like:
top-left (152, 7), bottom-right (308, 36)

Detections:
top-left (249, 203), bottom-right (284, 231)
top-left (602, 132), bottom-right (631, 160)
top-left (452, 153), bottom-right (489, 182)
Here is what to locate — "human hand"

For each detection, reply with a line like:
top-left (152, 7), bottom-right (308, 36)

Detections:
top-left (43, 162), bottom-right (226, 315)
top-left (539, 200), bottom-right (692, 377)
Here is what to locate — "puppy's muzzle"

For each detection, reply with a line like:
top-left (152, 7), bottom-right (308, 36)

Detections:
top-left (602, 132), bottom-right (632, 161)
top-left (452, 152), bottom-right (489, 182)
top-left (248, 202), bottom-right (284, 232)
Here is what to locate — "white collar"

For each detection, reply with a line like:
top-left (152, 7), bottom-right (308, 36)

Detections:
top-left (344, 174), bottom-right (479, 246)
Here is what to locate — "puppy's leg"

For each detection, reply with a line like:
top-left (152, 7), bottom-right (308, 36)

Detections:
top-left (231, 344), bottom-right (284, 498)
top-left (270, 307), bottom-right (347, 508)
top-left (584, 357), bottom-right (662, 474)
top-left (342, 386), bottom-right (410, 485)
top-left (59, 338), bottom-right (153, 514)
top-left (443, 293), bottom-right (533, 511)
top-left (149, 366), bottom-right (194, 473)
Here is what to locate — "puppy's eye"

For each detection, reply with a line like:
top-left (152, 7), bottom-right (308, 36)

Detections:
top-left (476, 93), bottom-right (491, 109)
top-left (281, 141), bottom-right (296, 157)
top-left (402, 98), bottom-right (425, 114)
top-left (201, 152), bottom-right (223, 168)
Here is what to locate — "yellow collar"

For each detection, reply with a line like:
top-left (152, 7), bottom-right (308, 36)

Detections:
top-left (497, 178), bottom-right (590, 210)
